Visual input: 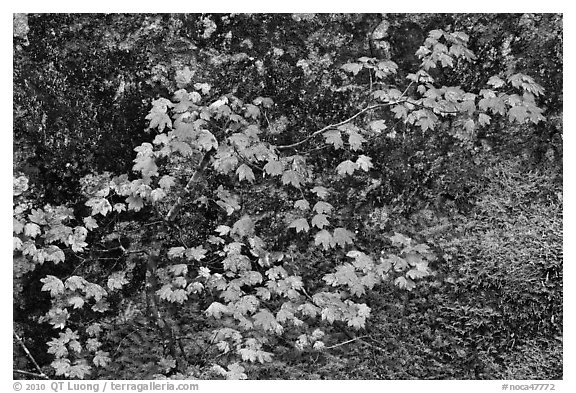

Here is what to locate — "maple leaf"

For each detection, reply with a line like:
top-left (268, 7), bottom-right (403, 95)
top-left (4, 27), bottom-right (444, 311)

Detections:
top-left (264, 159), bottom-right (284, 176)
top-left (84, 283), bottom-right (108, 302)
top-left (185, 246), bottom-right (207, 261)
top-left (93, 351), bottom-right (111, 367)
top-left (197, 129), bottom-right (218, 151)
top-left (311, 186), bottom-right (329, 199)
top-left (321, 307), bottom-right (339, 324)
top-left (65, 276), bottom-right (88, 291)
top-left (126, 195), bottom-right (144, 212)
top-left (157, 285), bottom-right (174, 302)
top-left (508, 105), bottom-right (529, 123)
top-left (369, 120), bottom-right (387, 132)
top-left (311, 214), bottom-right (330, 229)
top-left (215, 225), bottom-right (231, 236)
top-left (24, 222), bottom-right (41, 238)
top-left (336, 160), bottom-right (358, 176)
top-left (313, 201), bottom-right (333, 214)
top-left (347, 315), bottom-right (367, 329)
top-left (418, 114), bottom-right (436, 132)
top-left (254, 309), bottom-right (283, 334)
top-left (333, 228), bottom-right (355, 248)
top-left (487, 75), bottom-right (505, 88)
top-left (391, 104), bottom-right (408, 119)
top-left (28, 208), bottom-right (47, 225)
top-left (281, 170), bottom-right (303, 189)
top-left (236, 164), bottom-right (255, 182)
top-left (82, 216), bottom-right (98, 230)
top-left (175, 66), bottom-right (194, 87)
top-left (341, 62), bottom-right (363, 75)
top-left (13, 237), bottom-right (22, 251)
top-left (390, 232), bottom-right (411, 247)
top-left (13, 218), bottom-right (24, 234)
top-left (159, 175), bottom-right (176, 190)
top-left (225, 363), bottom-right (248, 380)
top-left (167, 247), bottom-right (186, 259)
top-left (245, 104), bottom-right (261, 119)
top-left (86, 324), bottom-right (102, 337)
top-left (356, 155), bottom-right (374, 171)
top-left (85, 197), bottom-right (112, 216)
top-left (289, 218), bottom-right (310, 233)
top-left (294, 199), bottom-right (310, 210)
top-left (478, 113), bottom-right (491, 126)
top-left (51, 359), bottom-right (71, 376)
top-left (206, 302), bottom-right (229, 318)
top-left (146, 109), bottom-right (172, 132)
top-left (407, 268), bottom-right (429, 279)
top-left (231, 215), bottom-right (255, 238)
top-left (347, 250), bottom-right (373, 271)
top-left (113, 203), bottom-right (126, 213)
top-left (107, 272), bottom-right (128, 290)
top-left (348, 130), bottom-right (366, 151)
top-left (68, 296), bottom-right (85, 309)
top-left (41, 275), bottom-right (65, 297)
top-left (323, 130), bottom-right (344, 149)
top-left (150, 188), bottom-right (166, 203)
top-left (394, 276), bottom-right (416, 291)
top-left (405, 251), bottom-right (423, 266)
top-left (68, 362), bottom-right (91, 379)
top-left (314, 230), bottom-right (334, 250)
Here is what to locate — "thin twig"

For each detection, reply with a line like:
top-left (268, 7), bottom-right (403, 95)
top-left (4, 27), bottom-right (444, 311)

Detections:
top-left (13, 369), bottom-right (49, 379)
top-left (277, 102), bottom-right (401, 150)
top-left (277, 81), bottom-right (415, 151)
top-left (324, 335), bottom-right (369, 350)
top-left (13, 332), bottom-right (48, 379)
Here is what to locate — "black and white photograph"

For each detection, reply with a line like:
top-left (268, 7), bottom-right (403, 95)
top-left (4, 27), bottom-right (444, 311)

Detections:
top-left (11, 9), bottom-right (565, 387)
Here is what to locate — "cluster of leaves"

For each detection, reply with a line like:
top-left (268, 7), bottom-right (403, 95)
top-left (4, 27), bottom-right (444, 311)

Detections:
top-left (13, 13), bottom-right (560, 380)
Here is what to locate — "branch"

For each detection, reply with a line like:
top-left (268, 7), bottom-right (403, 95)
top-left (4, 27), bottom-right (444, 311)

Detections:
top-left (324, 336), bottom-right (369, 350)
top-left (13, 369), bottom-right (49, 380)
top-left (165, 148), bottom-right (215, 222)
top-left (276, 82), bottom-right (414, 151)
top-left (13, 332), bottom-right (48, 379)
top-left (276, 102), bottom-right (398, 150)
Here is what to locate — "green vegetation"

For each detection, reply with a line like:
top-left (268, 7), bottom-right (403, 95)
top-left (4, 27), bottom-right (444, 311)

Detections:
top-left (13, 13), bottom-right (562, 380)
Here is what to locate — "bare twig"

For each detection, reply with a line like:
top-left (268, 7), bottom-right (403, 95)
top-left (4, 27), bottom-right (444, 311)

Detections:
top-left (277, 81), bottom-right (415, 151)
top-left (13, 332), bottom-right (48, 379)
top-left (165, 148), bottom-right (215, 222)
top-left (324, 336), bottom-right (369, 350)
top-left (13, 369), bottom-right (49, 379)
top-left (276, 102), bottom-right (400, 150)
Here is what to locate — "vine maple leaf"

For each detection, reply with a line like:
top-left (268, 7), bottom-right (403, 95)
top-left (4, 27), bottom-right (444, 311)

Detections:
top-left (289, 218), bottom-right (310, 233)
top-left (348, 130), bottom-right (366, 151)
top-left (281, 170), bottom-right (303, 188)
top-left (264, 159), bottom-right (284, 176)
top-left (237, 164), bottom-right (255, 182)
top-left (315, 230), bottom-right (334, 250)
top-left (41, 275), bottom-right (65, 297)
top-left (311, 214), bottom-right (330, 229)
top-left (311, 186), bottom-right (329, 199)
top-left (336, 160), bottom-right (358, 176)
top-left (323, 130), bottom-right (344, 149)
top-left (333, 228), bottom-right (355, 248)
top-left (294, 199), bottom-right (310, 210)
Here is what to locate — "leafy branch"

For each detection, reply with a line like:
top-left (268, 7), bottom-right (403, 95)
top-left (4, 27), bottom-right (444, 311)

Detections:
top-left (277, 81), bottom-right (414, 150)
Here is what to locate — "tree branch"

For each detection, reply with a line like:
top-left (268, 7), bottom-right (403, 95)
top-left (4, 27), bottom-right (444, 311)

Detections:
top-left (276, 81), bottom-right (414, 151)
top-left (13, 369), bottom-right (50, 379)
top-left (276, 102), bottom-right (400, 150)
top-left (165, 148), bottom-right (215, 222)
top-left (13, 332), bottom-right (48, 379)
